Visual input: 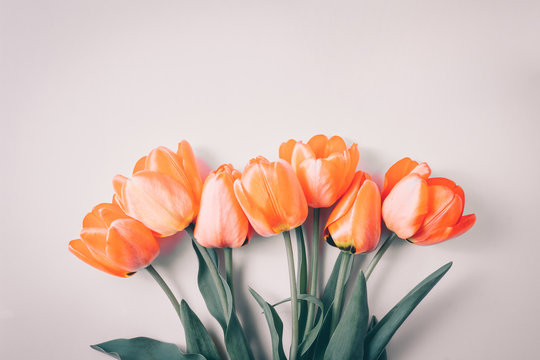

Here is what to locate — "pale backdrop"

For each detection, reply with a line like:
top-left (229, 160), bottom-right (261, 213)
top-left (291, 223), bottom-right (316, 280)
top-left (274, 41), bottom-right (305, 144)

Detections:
top-left (1, 0), bottom-right (539, 359)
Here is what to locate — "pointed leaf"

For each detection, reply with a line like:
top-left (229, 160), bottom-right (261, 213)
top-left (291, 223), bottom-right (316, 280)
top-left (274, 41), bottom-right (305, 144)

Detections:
top-left (364, 262), bottom-right (452, 360)
top-left (250, 288), bottom-right (287, 360)
top-left (192, 241), bottom-right (227, 330)
top-left (180, 300), bottom-right (221, 360)
top-left (324, 272), bottom-right (369, 360)
top-left (368, 317), bottom-right (387, 360)
top-left (91, 337), bottom-right (206, 360)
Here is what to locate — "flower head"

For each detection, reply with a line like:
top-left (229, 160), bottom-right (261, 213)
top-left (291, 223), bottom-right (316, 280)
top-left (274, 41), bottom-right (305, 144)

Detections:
top-left (382, 157), bottom-right (476, 245)
top-left (69, 203), bottom-right (159, 277)
top-left (279, 135), bottom-right (359, 208)
top-left (113, 141), bottom-right (202, 236)
top-left (233, 157), bottom-right (308, 236)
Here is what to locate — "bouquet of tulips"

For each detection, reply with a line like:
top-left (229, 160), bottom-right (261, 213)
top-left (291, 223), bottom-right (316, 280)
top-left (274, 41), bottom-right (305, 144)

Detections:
top-left (69, 135), bottom-right (475, 360)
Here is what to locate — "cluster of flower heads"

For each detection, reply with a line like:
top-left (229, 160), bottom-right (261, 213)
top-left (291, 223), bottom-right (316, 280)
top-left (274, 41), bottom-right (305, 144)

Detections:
top-left (69, 135), bottom-right (476, 277)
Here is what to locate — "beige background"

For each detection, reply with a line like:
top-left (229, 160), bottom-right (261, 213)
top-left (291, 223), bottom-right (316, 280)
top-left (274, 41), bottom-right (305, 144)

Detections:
top-left (1, 0), bottom-right (539, 359)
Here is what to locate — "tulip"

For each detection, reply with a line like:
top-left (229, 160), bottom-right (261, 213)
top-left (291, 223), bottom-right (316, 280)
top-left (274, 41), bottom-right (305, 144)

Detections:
top-left (279, 134), bottom-right (359, 208)
top-left (233, 156), bottom-right (308, 236)
top-left (324, 171), bottom-right (382, 254)
top-left (382, 157), bottom-right (476, 244)
top-left (194, 164), bottom-right (251, 248)
top-left (113, 141), bottom-right (203, 236)
top-left (69, 202), bottom-right (159, 277)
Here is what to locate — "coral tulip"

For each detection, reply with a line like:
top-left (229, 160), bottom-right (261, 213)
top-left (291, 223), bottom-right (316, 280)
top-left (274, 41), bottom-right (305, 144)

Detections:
top-left (233, 156), bottom-right (308, 236)
top-left (382, 157), bottom-right (476, 245)
top-left (279, 134), bottom-right (359, 208)
top-left (324, 171), bottom-right (381, 254)
top-left (69, 203), bottom-right (159, 277)
top-left (194, 164), bottom-right (251, 248)
top-left (113, 141), bottom-right (203, 236)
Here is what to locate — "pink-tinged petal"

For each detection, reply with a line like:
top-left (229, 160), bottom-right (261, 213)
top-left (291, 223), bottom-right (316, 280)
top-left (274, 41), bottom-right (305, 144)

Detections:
top-left (307, 134), bottom-right (329, 158)
top-left (382, 158), bottom-right (431, 199)
top-left (133, 156), bottom-right (147, 174)
top-left (80, 227), bottom-right (107, 255)
top-left (112, 175), bottom-right (128, 203)
top-left (279, 139), bottom-right (297, 163)
top-left (69, 239), bottom-right (132, 277)
top-left (146, 147), bottom-right (190, 187)
top-left (290, 142), bottom-right (316, 172)
top-left (105, 219), bottom-right (160, 270)
top-left (92, 203), bottom-right (129, 227)
top-left (122, 170), bottom-right (195, 236)
top-left (382, 173), bottom-right (429, 239)
top-left (411, 214), bottom-right (476, 245)
top-left (194, 170), bottom-right (250, 248)
top-left (271, 160), bottom-right (308, 231)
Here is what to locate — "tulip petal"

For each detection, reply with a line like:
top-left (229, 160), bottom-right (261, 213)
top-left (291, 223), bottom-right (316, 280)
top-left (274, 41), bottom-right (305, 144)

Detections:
top-left (133, 156), bottom-right (147, 174)
top-left (382, 158), bottom-right (431, 199)
top-left (411, 184), bottom-right (463, 243)
top-left (122, 170), bottom-right (195, 236)
top-left (290, 142), bottom-right (316, 172)
top-left (279, 139), bottom-right (297, 163)
top-left (177, 140), bottom-right (203, 204)
top-left (382, 173), bottom-right (428, 239)
top-left (324, 136), bottom-right (347, 157)
top-left (411, 214), bottom-right (476, 245)
top-left (194, 169), bottom-right (250, 248)
top-left (307, 134), bottom-right (329, 158)
top-left (234, 179), bottom-right (273, 236)
top-left (325, 171), bottom-right (369, 228)
top-left (69, 239), bottom-right (132, 277)
top-left (92, 203), bottom-right (129, 227)
top-left (146, 147), bottom-right (191, 188)
top-left (326, 180), bottom-right (381, 253)
top-left (106, 219), bottom-right (160, 270)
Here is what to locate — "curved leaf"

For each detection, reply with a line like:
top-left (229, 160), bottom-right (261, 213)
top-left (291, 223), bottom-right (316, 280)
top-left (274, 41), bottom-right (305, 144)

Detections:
top-left (324, 272), bottom-right (369, 360)
top-left (364, 262), bottom-right (452, 360)
top-left (250, 288), bottom-right (287, 360)
top-left (91, 337), bottom-right (206, 360)
top-left (180, 300), bottom-right (221, 360)
top-left (368, 317), bottom-right (387, 360)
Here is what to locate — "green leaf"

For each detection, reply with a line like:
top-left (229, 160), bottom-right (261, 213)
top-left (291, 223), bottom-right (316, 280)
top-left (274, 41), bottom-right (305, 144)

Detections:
top-left (324, 272), bottom-right (369, 360)
top-left (180, 300), bottom-right (221, 360)
top-left (295, 226), bottom-right (308, 341)
top-left (91, 337), bottom-right (206, 360)
top-left (364, 262), bottom-right (453, 360)
top-left (192, 241), bottom-right (253, 360)
top-left (250, 288), bottom-right (287, 360)
top-left (368, 317), bottom-right (387, 360)
top-left (311, 253), bottom-right (355, 360)
top-left (270, 294), bottom-right (324, 357)
top-left (192, 242), bottom-right (227, 330)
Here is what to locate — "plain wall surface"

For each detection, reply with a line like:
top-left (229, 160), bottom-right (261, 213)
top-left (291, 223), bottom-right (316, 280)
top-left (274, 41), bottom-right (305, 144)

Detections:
top-left (1, 0), bottom-right (539, 359)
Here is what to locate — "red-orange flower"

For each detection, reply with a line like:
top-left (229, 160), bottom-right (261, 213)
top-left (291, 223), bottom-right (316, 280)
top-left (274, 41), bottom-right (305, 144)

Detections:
top-left (194, 164), bottom-right (251, 248)
top-left (113, 141), bottom-right (202, 236)
top-left (382, 157), bottom-right (476, 245)
top-left (69, 203), bottom-right (159, 277)
top-left (279, 135), bottom-right (359, 208)
top-left (324, 171), bottom-right (381, 254)
top-left (233, 157), bottom-right (308, 236)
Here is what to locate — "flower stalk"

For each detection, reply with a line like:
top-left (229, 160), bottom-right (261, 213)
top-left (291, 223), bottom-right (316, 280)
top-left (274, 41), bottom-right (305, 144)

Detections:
top-left (365, 233), bottom-right (397, 281)
top-left (283, 230), bottom-right (299, 360)
top-left (305, 208), bottom-right (320, 332)
top-left (145, 264), bottom-right (182, 325)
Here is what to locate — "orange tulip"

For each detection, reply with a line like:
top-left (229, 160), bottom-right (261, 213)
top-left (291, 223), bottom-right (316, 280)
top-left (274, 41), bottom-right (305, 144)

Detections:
top-left (194, 164), bottom-right (252, 248)
top-left (69, 203), bottom-right (159, 277)
top-left (382, 157), bottom-right (476, 245)
top-left (279, 135), bottom-right (359, 208)
top-left (233, 156), bottom-right (308, 236)
top-left (113, 141), bottom-right (203, 236)
top-left (324, 171), bottom-right (381, 254)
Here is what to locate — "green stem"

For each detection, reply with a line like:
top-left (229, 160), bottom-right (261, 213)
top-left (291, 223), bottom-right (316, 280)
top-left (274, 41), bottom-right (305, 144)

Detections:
top-left (283, 231), bottom-right (299, 360)
top-left (365, 233), bottom-right (397, 281)
top-left (295, 226), bottom-right (307, 293)
top-left (145, 264), bottom-right (183, 324)
top-left (186, 227), bottom-right (229, 317)
top-left (330, 252), bottom-right (352, 333)
top-left (224, 247), bottom-right (234, 303)
top-left (305, 208), bottom-right (320, 332)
